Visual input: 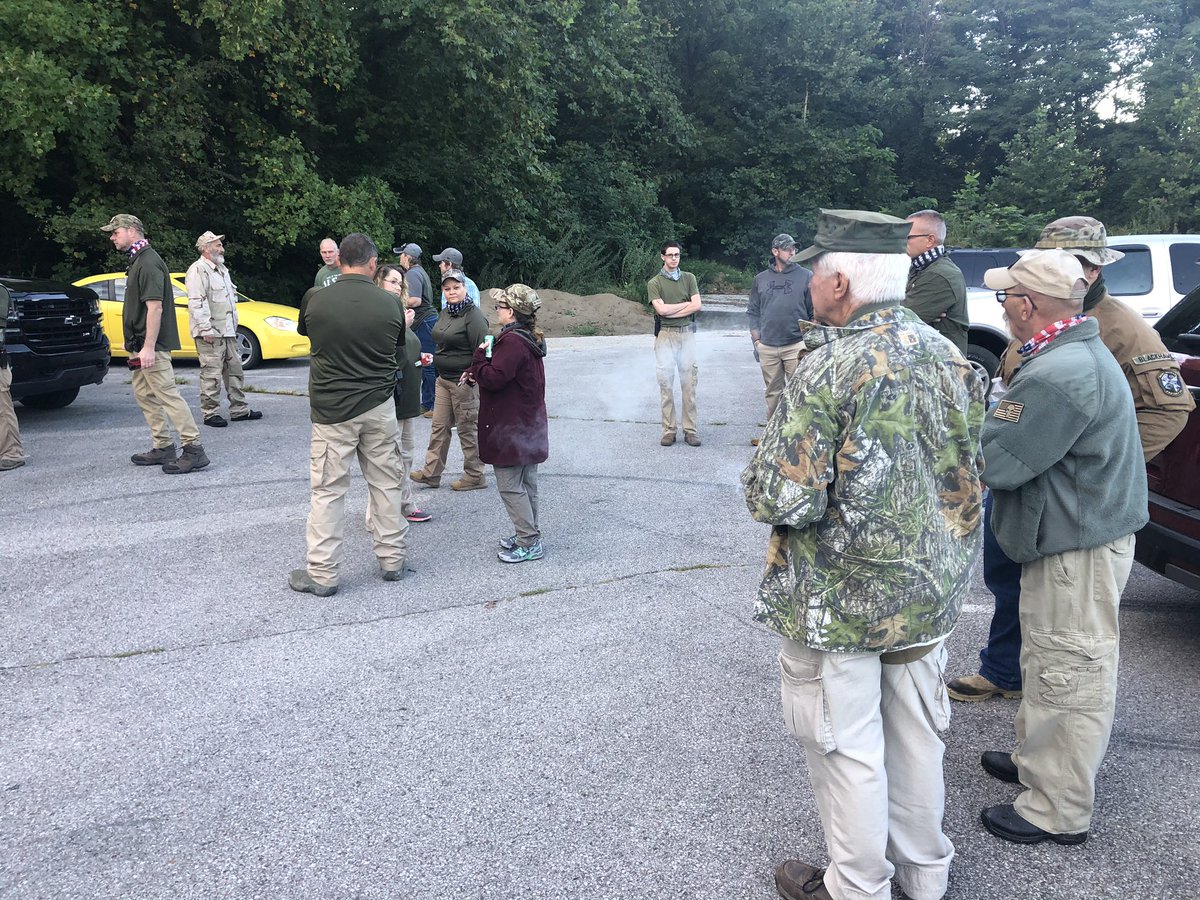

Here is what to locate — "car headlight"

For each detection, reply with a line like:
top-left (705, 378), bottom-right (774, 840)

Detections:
top-left (263, 316), bottom-right (298, 332)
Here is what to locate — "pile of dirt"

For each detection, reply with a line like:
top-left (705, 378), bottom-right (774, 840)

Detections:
top-left (480, 287), bottom-right (652, 338)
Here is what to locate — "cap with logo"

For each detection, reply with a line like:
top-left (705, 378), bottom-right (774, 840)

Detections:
top-left (795, 209), bottom-right (910, 262)
top-left (393, 242), bottom-right (422, 259)
top-left (433, 247), bottom-right (463, 266)
top-left (984, 249), bottom-right (1087, 301)
top-left (771, 233), bottom-right (797, 251)
top-left (100, 214), bottom-right (145, 233)
top-left (1030, 216), bottom-right (1124, 266)
top-left (195, 230), bottom-right (225, 250)
top-left (496, 284), bottom-right (542, 316)
top-left (440, 268), bottom-right (467, 284)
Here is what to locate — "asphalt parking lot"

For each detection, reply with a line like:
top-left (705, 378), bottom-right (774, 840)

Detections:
top-left (2, 331), bottom-right (1198, 899)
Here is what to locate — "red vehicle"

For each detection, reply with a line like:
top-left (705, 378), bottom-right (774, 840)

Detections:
top-left (1136, 285), bottom-right (1200, 590)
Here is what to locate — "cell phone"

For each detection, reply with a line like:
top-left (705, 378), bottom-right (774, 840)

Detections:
top-left (127, 357), bottom-right (143, 370)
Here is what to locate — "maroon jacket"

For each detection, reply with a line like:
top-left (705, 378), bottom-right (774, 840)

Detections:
top-left (468, 325), bottom-right (548, 466)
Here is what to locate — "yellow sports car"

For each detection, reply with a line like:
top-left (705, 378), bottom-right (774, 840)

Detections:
top-left (73, 272), bottom-right (309, 369)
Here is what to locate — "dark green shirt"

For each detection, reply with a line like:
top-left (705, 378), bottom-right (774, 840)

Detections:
top-left (299, 274), bottom-right (406, 425)
top-left (646, 271), bottom-right (700, 327)
top-left (124, 246), bottom-right (181, 352)
top-left (314, 265), bottom-right (340, 289)
top-left (905, 256), bottom-right (968, 353)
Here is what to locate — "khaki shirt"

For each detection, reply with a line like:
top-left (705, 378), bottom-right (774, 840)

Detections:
top-left (999, 292), bottom-right (1195, 459)
top-left (185, 257), bottom-right (239, 338)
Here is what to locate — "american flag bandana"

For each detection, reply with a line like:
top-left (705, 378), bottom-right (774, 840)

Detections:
top-left (1018, 314), bottom-right (1087, 358)
top-left (127, 238), bottom-right (149, 258)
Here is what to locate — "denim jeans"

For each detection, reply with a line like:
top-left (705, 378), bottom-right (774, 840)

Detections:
top-left (413, 313), bottom-right (438, 411)
top-left (978, 491), bottom-right (1024, 691)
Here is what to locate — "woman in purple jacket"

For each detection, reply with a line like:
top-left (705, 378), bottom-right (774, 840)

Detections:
top-left (464, 284), bottom-right (549, 563)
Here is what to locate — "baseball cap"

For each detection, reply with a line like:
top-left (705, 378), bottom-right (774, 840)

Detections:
top-left (101, 214), bottom-right (145, 233)
top-left (795, 210), bottom-right (910, 262)
top-left (495, 284), bottom-right (542, 316)
top-left (440, 268), bottom-right (467, 284)
top-left (984, 249), bottom-right (1087, 301)
top-left (772, 234), bottom-right (797, 250)
top-left (1030, 216), bottom-right (1124, 266)
top-left (393, 243), bottom-right (422, 259)
top-left (433, 247), bottom-right (463, 266)
top-left (195, 230), bottom-right (225, 250)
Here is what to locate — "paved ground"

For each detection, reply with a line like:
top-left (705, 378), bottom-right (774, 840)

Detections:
top-left (2, 332), bottom-right (1198, 899)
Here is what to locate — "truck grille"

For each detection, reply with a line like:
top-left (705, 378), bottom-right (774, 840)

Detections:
top-left (14, 295), bottom-right (104, 352)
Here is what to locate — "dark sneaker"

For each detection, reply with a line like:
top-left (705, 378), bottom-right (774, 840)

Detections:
top-left (203, 415), bottom-right (228, 427)
top-left (0, 457), bottom-right (27, 471)
top-left (774, 860), bottom-right (833, 900)
top-left (289, 568), bottom-right (338, 597)
top-left (451, 477), bottom-right (487, 491)
top-left (132, 445), bottom-right (177, 466)
top-left (684, 432), bottom-right (702, 447)
top-left (405, 508), bottom-right (432, 523)
top-left (498, 541), bottom-right (544, 563)
top-left (162, 443), bottom-right (210, 475)
top-left (498, 534), bottom-right (518, 551)
top-left (231, 410), bottom-right (263, 421)
top-left (410, 470), bottom-right (441, 488)
top-left (660, 433), bottom-right (677, 446)
top-left (981, 804), bottom-right (1087, 846)
top-left (947, 673), bottom-right (1022, 702)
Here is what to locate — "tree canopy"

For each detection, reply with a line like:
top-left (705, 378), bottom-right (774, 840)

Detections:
top-left (1, 0), bottom-right (1196, 300)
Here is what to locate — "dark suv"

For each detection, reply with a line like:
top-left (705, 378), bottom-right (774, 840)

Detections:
top-left (3, 277), bottom-right (109, 409)
top-left (1135, 285), bottom-right (1200, 591)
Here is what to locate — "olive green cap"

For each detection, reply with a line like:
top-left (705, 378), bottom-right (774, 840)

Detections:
top-left (795, 209), bottom-right (910, 262)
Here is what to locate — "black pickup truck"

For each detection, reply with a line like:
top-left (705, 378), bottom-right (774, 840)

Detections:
top-left (2, 277), bottom-right (109, 409)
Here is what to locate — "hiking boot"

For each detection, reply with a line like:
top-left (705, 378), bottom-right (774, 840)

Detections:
top-left (660, 433), bottom-right (677, 446)
top-left (684, 432), bottom-right (702, 447)
top-left (410, 470), bottom-right (441, 488)
top-left (405, 508), bottom-right (432, 523)
top-left (981, 804), bottom-right (1087, 846)
top-left (0, 457), bottom-right (27, 471)
top-left (381, 563), bottom-right (406, 581)
top-left (750, 437), bottom-right (761, 446)
top-left (162, 443), bottom-right (210, 475)
top-left (132, 445), bottom-right (177, 466)
top-left (981, 750), bottom-right (1020, 784)
top-left (231, 410), bottom-right (263, 421)
top-left (947, 673), bottom-right (1022, 702)
top-left (498, 534), bottom-right (518, 551)
top-left (203, 415), bottom-right (228, 428)
top-left (498, 541), bottom-right (545, 563)
top-left (288, 568), bottom-right (337, 597)
top-left (774, 860), bottom-right (833, 900)
top-left (451, 477), bottom-right (486, 491)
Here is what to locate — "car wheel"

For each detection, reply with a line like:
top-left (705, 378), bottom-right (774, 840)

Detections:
top-left (237, 326), bottom-right (263, 370)
top-left (19, 387), bottom-right (80, 410)
top-left (966, 344), bottom-right (1000, 397)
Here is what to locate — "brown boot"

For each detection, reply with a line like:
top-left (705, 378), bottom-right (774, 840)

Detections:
top-left (774, 860), bottom-right (833, 900)
top-left (162, 443), bottom-right (210, 474)
top-left (410, 469), bottom-right (441, 488)
top-left (660, 433), bottom-right (677, 446)
top-left (451, 477), bottom-right (487, 491)
top-left (132, 445), bottom-right (177, 466)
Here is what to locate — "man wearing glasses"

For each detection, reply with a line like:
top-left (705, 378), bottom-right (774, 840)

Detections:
top-left (904, 210), bottom-right (968, 353)
top-left (646, 241), bottom-right (702, 446)
top-left (976, 249), bottom-right (1146, 846)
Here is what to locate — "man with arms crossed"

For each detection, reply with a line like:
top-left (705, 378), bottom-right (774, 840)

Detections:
top-left (647, 241), bottom-right (702, 447)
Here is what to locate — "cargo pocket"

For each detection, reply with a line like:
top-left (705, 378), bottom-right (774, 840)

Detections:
top-left (1026, 629), bottom-right (1117, 711)
top-left (778, 652), bottom-right (836, 755)
top-left (923, 644), bottom-right (952, 733)
top-left (309, 436), bottom-right (332, 487)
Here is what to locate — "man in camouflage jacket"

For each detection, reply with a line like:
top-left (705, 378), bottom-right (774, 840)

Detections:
top-left (742, 209), bottom-right (985, 900)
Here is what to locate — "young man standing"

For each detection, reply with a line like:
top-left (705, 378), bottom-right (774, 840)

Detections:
top-left (647, 241), bottom-right (702, 447)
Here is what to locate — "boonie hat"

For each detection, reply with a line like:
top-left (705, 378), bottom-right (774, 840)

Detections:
top-left (984, 249), bottom-right (1087, 302)
top-left (393, 242), bottom-right (422, 259)
top-left (101, 213), bottom-right (145, 233)
top-left (195, 230), bottom-right (224, 250)
top-left (433, 247), bottom-right (463, 266)
top-left (440, 268), bottom-right (467, 284)
top-left (771, 234), bottom-right (797, 250)
top-left (495, 284), bottom-right (542, 316)
top-left (795, 209), bottom-right (910, 262)
top-left (1031, 216), bottom-right (1124, 266)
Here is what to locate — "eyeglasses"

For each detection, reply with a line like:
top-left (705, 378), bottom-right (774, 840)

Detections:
top-left (995, 290), bottom-right (1038, 311)
top-left (495, 303), bottom-right (511, 311)
top-left (663, 252), bottom-right (681, 258)
top-left (906, 233), bottom-right (934, 241)
top-left (382, 277), bottom-right (403, 286)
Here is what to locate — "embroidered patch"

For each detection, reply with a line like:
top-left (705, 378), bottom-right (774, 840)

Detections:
top-left (993, 400), bottom-right (1024, 423)
top-left (1131, 352), bottom-right (1173, 366)
top-left (1159, 371), bottom-right (1185, 397)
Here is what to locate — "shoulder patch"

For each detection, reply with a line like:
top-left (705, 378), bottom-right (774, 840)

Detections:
top-left (1159, 370), bottom-right (1185, 397)
top-left (993, 399), bottom-right (1024, 423)
top-left (1131, 352), bottom-right (1173, 367)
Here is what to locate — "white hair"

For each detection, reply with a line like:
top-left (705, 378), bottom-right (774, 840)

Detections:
top-left (813, 252), bottom-right (911, 305)
top-left (906, 209), bottom-right (947, 242)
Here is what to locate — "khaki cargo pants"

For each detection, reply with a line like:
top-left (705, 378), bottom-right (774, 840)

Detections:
top-left (654, 326), bottom-right (698, 437)
top-left (196, 336), bottom-right (249, 418)
top-left (132, 351), bottom-right (199, 447)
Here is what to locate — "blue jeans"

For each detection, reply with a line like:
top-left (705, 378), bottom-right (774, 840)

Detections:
top-left (412, 314), bottom-right (438, 411)
top-left (978, 492), bottom-right (1023, 690)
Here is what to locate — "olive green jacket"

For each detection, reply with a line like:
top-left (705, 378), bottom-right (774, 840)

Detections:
top-left (905, 255), bottom-right (968, 353)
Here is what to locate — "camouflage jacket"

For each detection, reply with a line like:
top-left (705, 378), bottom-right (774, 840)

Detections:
top-left (741, 303), bottom-right (985, 652)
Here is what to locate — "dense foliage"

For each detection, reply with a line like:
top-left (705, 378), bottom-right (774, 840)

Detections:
top-left (1, 0), bottom-right (1196, 301)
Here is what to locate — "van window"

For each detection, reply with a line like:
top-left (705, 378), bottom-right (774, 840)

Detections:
top-left (1105, 247), bottom-right (1153, 296)
top-left (1169, 243), bottom-right (1200, 296)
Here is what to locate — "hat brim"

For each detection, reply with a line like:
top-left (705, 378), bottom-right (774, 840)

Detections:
top-left (100, 224), bottom-right (118, 232)
top-left (795, 243), bottom-right (822, 263)
top-left (1022, 246), bottom-right (1125, 266)
top-left (983, 266), bottom-right (1019, 291)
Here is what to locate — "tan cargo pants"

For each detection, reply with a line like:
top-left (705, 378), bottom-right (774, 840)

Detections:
top-left (758, 340), bottom-right (805, 419)
top-left (654, 327), bottom-right (698, 437)
top-left (1013, 534), bottom-right (1135, 834)
top-left (0, 366), bottom-right (24, 464)
top-left (131, 351), bottom-right (200, 447)
top-left (421, 376), bottom-right (483, 481)
top-left (306, 398), bottom-right (407, 586)
top-left (196, 336), bottom-right (249, 418)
